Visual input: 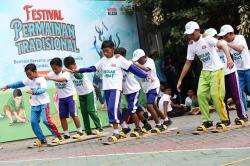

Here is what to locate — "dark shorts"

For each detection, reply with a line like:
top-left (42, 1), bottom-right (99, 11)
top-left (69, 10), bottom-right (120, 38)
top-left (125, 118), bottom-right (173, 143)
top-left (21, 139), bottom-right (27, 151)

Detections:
top-left (146, 88), bottom-right (159, 104)
top-left (59, 96), bottom-right (76, 119)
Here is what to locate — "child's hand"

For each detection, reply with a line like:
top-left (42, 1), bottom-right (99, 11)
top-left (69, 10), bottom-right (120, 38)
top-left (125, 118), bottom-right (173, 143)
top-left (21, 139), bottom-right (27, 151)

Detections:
top-left (26, 90), bottom-right (33, 94)
top-left (1, 85), bottom-right (8, 91)
top-left (44, 76), bottom-right (50, 80)
top-left (146, 76), bottom-right (154, 82)
top-left (71, 68), bottom-right (79, 73)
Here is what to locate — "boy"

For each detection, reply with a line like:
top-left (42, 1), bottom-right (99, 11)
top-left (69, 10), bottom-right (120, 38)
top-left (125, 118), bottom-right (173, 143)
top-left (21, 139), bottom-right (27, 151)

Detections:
top-left (72, 40), bottom-right (151, 142)
top-left (115, 47), bottom-right (152, 136)
top-left (205, 28), bottom-right (248, 121)
top-left (46, 58), bottom-right (83, 139)
top-left (63, 56), bottom-right (103, 135)
top-left (132, 49), bottom-right (171, 128)
top-left (158, 86), bottom-right (173, 120)
top-left (177, 21), bottom-right (234, 130)
top-left (3, 89), bottom-right (28, 125)
top-left (1, 64), bottom-right (61, 145)
top-left (185, 89), bottom-right (199, 115)
top-left (218, 24), bottom-right (250, 114)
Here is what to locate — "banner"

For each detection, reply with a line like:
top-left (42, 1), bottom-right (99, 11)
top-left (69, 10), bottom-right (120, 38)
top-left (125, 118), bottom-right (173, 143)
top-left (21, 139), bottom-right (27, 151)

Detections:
top-left (0, 0), bottom-right (140, 142)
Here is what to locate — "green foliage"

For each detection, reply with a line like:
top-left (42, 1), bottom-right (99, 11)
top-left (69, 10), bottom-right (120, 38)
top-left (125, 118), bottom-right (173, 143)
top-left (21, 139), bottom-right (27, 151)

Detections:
top-left (123, 0), bottom-right (244, 58)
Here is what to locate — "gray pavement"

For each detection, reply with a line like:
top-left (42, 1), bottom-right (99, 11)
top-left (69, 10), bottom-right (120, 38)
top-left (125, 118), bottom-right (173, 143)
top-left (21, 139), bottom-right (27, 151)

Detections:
top-left (0, 110), bottom-right (250, 166)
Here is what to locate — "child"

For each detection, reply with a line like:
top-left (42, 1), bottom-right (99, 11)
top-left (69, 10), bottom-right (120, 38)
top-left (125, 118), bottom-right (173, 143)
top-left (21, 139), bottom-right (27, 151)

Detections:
top-left (132, 49), bottom-right (171, 128)
top-left (160, 86), bottom-right (187, 118)
top-left (3, 89), bottom-right (28, 125)
top-left (177, 21), bottom-right (234, 130)
top-left (185, 89), bottom-right (200, 115)
top-left (158, 86), bottom-right (173, 121)
top-left (46, 58), bottom-right (83, 139)
top-left (72, 40), bottom-right (151, 142)
top-left (218, 24), bottom-right (250, 115)
top-left (115, 47), bottom-right (152, 136)
top-left (1, 64), bottom-right (61, 145)
top-left (63, 56), bottom-right (103, 135)
top-left (205, 28), bottom-right (248, 121)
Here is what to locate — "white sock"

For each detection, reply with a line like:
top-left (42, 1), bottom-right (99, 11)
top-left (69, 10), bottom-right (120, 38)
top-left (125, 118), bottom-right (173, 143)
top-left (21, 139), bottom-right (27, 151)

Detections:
top-left (157, 123), bottom-right (161, 126)
top-left (121, 123), bottom-right (128, 129)
top-left (164, 117), bottom-right (169, 121)
top-left (64, 130), bottom-right (70, 136)
top-left (113, 129), bottom-right (119, 135)
top-left (77, 128), bottom-right (83, 133)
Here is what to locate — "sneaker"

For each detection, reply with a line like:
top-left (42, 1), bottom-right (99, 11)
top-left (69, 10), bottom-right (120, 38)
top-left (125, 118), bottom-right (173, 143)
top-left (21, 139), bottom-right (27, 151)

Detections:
top-left (202, 121), bottom-right (213, 128)
top-left (63, 135), bottom-right (71, 139)
top-left (107, 133), bottom-right (120, 142)
top-left (121, 127), bottom-right (131, 135)
top-left (33, 139), bottom-right (47, 146)
top-left (239, 115), bottom-right (248, 122)
top-left (130, 128), bottom-right (143, 137)
top-left (0, 114), bottom-right (4, 119)
top-left (86, 131), bottom-right (94, 135)
top-left (72, 132), bottom-right (84, 139)
top-left (142, 123), bottom-right (152, 131)
top-left (151, 124), bottom-right (165, 133)
top-left (221, 120), bottom-right (231, 126)
top-left (76, 131), bottom-right (84, 136)
top-left (51, 137), bottom-right (62, 144)
top-left (163, 119), bottom-right (173, 126)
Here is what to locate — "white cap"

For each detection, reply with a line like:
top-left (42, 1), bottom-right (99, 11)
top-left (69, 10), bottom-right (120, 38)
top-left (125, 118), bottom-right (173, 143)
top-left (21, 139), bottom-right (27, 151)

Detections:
top-left (218, 25), bottom-right (234, 36)
top-left (204, 28), bottom-right (218, 37)
top-left (132, 49), bottom-right (145, 61)
top-left (184, 21), bottom-right (200, 34)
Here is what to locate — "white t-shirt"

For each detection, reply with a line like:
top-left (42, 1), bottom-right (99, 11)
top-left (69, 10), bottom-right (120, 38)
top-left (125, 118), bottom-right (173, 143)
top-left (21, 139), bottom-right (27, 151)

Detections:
top-left (187, 35), bottom-right (224, 71)
top-left (48, 71), bottom-right (77, 99)
top-left (140, 57), bottom-right (160, 93)
top-left (23, 77), bottom-right (50, 106)
top-left (185, 97), bottom-right (192, 107)
top-left (70, 69), bottom-right (94, 95)
top-left (229, 35), bottom-right (250, 70)
top-left (158, 94), bottom-right (173, 113)
top-left (122, 70), bottom-right (141, 95)
top-left (216, 40), bottom-right (236, 75)
top-left (94, 55), bottom-right (131, 91)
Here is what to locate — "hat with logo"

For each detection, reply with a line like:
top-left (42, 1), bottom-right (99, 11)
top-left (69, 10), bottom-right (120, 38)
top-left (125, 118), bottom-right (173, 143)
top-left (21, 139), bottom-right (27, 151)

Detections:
top-left (218, 25), bottom-right (234, 36)
top-left (132, 49), bottom-right (146, 62)
top-left (184, 21), bottom-right (200, 34)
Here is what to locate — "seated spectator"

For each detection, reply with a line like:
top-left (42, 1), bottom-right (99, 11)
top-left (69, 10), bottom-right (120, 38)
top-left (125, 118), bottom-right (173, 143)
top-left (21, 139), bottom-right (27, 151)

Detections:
top-left (185, 89), bottom-right (200, 115)
top-left (159, 85), bottom-right (188, 118)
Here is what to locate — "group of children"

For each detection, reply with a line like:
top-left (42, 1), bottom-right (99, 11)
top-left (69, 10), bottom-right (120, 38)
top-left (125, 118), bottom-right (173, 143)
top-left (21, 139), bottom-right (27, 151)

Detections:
top-left (1, 40), bottom-right (174, 144)
top-left (2, 21), bottom-right (248, 144)
top-left (177, 21), bottom-right (249, 131)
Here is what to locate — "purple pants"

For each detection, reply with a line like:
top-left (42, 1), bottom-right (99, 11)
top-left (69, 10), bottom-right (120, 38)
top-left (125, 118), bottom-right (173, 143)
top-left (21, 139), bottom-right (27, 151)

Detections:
top-left (224, 72), bottom-right (247, 119)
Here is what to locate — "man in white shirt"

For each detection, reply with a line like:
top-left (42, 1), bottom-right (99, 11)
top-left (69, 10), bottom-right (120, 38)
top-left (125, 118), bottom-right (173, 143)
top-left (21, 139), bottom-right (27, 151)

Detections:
top-left (218, 24), bottom-right (250, 115)
top-left (205, 28), bottom-right (248, 122)
top-left (177, 21), bottom-right (234, 130)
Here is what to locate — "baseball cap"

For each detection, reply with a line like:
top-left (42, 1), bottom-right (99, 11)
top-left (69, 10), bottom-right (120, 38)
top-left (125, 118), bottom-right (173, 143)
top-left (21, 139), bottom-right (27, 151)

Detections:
top-left (204, 28), bottom-right (218, 37)
top-left (132, 49), bottom-right (145, 62)
top-left (184, 21), bottom-right (200, 34)
top-left (218, 25), bottom-right (234, 36)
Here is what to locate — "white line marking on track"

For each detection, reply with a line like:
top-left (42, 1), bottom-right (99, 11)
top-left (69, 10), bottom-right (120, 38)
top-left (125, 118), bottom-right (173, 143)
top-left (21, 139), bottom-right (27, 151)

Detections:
top-left (1, 147), bottom-right (250, 163)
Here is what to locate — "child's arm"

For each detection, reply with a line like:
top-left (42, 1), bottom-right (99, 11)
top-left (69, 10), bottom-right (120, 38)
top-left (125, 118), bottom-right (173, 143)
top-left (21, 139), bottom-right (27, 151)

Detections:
top-left (77, 66), bottom-right (97, 73)
top-left (163, 101), bottom-right (169, 117)
top-left (127, 64), bottom-right (148, 78)
top-left (2, 81), bottom-right (26, 90)
top-left (45, 76), bottom-right (67, 83)
top-left (133, 62), bottom-right (151, 72)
